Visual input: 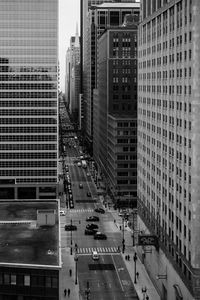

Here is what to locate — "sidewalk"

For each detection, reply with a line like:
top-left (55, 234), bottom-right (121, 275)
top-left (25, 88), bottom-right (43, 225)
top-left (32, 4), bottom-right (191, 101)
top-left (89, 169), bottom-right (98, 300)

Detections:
top-left (60, 246), bottom-right (80, 300)
top-left (100, 197), bottom-right (161, 300)
top-left (59, 158), bottom-right (80, 300)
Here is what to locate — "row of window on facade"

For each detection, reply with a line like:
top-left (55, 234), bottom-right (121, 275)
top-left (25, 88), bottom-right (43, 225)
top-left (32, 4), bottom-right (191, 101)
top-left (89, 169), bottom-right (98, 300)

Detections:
top-left (0, 273), bottom-right (58, 288)
top-left (113, 77), bottom-right (136, 83)
top-left (139, 50), bottom-right (192, 68)
top-left (138, 84), bottom-right (192, 96)
top-left (142, 1), bottom-right (192, 38)
top-left (139, 97), bottom-right (191, 113)
top-left (139, 67), bottom-right (192, 80)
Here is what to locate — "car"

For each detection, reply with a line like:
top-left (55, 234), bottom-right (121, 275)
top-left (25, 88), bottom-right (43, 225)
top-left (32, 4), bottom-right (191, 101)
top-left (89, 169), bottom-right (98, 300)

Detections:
top-left (86, 223), bottom-right (99, 230)
top-left (80, 155), bottom-right (84, 160)
top-left (94, 232), bottom-right (107, 240)
top-left (94, 208), bottom-right (105, 214)
top-left (69, 202), bottom-right (74, 209)
top-left (84, 228), bottom-right (98, 235)
top-left (86, 216), bottom-right (99, 222)
top-left (86, 172), bottom-right (90, 177)
top-left (65, 224), bottom-right (77, 231)
top-left (79, 183), bottom-right (83, 189)
top-left (60, 210), bottom-right (66, 216)
top-left (92, 251), bottom-right (99, 260)
top-left (118, 211), bottom-right (130, 217)
top-left (69, 194), bottom-right (73, 200)
top-left (77, 162), bottom-right (81, 167)
top-left (87, 191), bottom-right (91, 197)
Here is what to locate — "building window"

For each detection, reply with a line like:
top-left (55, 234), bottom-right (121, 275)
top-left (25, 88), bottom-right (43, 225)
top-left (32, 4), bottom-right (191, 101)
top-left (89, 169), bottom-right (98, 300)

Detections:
top-left (24, 275), bottom-right (30, 286)
top-left (4, 274), bottom-right (10, 285)
top-left (11, 274), bottom-right (16, 285)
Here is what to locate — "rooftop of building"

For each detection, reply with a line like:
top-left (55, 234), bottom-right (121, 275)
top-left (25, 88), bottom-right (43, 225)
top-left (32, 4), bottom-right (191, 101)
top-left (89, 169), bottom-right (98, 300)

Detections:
top-left (95, 2), bottom-right (140, 9)
top-left (0, 200), bottom-right (60, 268)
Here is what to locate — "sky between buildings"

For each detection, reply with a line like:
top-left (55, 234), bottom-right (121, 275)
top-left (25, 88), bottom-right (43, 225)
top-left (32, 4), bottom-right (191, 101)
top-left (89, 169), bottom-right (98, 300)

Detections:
top-left (59, 0), bottom-right (80, 92)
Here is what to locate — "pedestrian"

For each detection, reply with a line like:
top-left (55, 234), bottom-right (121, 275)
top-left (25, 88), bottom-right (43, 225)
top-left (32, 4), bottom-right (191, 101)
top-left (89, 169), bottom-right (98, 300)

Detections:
top-left (67, 288), bottom-right (70, 297)
top-left (64, 289), bottom-right (67, 296)
top-left (136, 271), bottom-right (139, 279)
top-left (127, 254), bottom-right (130, 261)
top-left (69, 269), bottom-right (72, 277)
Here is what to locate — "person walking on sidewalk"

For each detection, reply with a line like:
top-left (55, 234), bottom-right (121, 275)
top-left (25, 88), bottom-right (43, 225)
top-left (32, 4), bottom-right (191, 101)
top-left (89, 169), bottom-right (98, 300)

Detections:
top-left (64, 289), bottom-right (67, 297)
top-left (67, 288), bottom-right (70, 297)
top-left (69, 269), bottom-right (72, 277)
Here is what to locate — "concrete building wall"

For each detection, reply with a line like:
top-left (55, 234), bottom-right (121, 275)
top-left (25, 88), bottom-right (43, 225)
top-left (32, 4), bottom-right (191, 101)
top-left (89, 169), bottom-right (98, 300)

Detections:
top-left (138, 0), bottom-right (200, 298)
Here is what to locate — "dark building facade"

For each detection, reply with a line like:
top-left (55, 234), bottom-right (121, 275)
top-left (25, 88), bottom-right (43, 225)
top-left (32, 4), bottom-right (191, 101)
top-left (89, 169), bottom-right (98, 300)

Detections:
top-left (81, 0), bottom-right (140, 154)
top-left (94, 23), bottom-right (138, 207)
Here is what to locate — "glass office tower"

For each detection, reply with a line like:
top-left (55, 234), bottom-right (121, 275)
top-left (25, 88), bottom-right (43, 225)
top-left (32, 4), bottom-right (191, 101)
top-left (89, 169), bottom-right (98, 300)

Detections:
top-left (0, 0), bottom-right (58, 200)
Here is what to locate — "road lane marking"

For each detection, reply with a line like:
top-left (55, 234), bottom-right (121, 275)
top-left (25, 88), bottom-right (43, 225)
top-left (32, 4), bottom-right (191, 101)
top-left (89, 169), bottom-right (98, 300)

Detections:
top-left (111, 255), bottom-right (124, 292)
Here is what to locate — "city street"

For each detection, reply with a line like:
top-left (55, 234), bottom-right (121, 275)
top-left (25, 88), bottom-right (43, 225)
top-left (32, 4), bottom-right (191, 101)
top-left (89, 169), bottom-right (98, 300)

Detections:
top-left (59, 140), bottom-right (138, 299)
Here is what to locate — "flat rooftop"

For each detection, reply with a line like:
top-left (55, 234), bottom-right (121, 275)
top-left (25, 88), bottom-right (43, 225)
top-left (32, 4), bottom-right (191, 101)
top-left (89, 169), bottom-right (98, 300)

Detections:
top-left (0, 201), bottom-right (60, 267)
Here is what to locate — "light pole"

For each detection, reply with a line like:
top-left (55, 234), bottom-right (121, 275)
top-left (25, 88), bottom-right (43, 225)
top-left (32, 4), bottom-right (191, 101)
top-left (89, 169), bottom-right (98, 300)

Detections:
top-left (122, 214), bottom-right (125, 253)
top-left (74, 243), bottom-right (78, 285)
top-left (141, 286), bottom-right (147, 300)
top-left (133, 252), bottom-right (137, 284)
top-left (70, 219), bottom-right (73, 255)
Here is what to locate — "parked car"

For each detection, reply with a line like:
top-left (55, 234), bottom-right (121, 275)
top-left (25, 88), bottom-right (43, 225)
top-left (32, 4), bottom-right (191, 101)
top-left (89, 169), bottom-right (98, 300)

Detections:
top-left (85, 228), bottom-right (98, 235)
top-left (77, 162), bottom-right (81, 167)
top-left (86, 223), bottom-right (99, 230)
top-left (94, 232), bottom-right (107, 240)
top-left (79, 183), bottom-right (83, 189)
top-left (60, 210), bottom-right (66, 216)
top-left (94, 208), bottom-right (105, 214)
top-left (65, 224), bottom-right (77, 231)
top-left (69, 201), bottom-right (74, 209)
top-left (87, 191), bottom-right (91, 197)
top-left (86, 216), bottom-right (99, 222)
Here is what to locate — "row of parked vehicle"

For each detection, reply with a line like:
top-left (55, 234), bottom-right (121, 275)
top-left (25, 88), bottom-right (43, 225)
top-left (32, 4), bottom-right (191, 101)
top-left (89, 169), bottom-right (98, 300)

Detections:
top-left (65, 168), bottom-right (74, 209)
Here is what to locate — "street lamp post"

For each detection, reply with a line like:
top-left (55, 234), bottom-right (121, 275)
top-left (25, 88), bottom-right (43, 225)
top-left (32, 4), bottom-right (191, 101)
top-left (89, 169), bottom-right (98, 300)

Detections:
top-left (70, 219), bottom-right (73, 255)
top-left (122, 215), bottom-right (125, 253)
top-left (133, 252), bottom-right (137, 284)
top-left (74, 244), bottom-right (78, 285)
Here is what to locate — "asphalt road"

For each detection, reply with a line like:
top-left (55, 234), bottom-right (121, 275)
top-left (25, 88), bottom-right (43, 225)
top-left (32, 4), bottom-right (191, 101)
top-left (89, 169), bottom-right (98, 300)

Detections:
top-left (60, 142), bottom-right (138, 300)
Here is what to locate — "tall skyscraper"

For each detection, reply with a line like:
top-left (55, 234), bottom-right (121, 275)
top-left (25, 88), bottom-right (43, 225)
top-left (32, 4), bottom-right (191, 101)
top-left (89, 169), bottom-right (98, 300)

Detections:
top-left (137, 0), bottom-right (199, 299)
top-left (0, 0), bottom-right (58, 200)
top-left (94, 21), bottom-right (138, 207)
top-left (67, 26), bottom-right (80, 123)
top-left (80, 0), bottom-right (140, 154)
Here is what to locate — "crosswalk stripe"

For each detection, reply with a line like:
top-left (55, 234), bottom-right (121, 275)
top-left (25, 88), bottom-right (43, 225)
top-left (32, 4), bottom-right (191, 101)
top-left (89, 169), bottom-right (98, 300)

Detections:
top-left (77, 247), bottom-right (119, 254)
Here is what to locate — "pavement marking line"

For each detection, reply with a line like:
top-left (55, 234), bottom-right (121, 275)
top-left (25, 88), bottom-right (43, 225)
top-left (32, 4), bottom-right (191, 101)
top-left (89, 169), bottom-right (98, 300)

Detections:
top-left (111, 254), bottom-right (124, 292)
